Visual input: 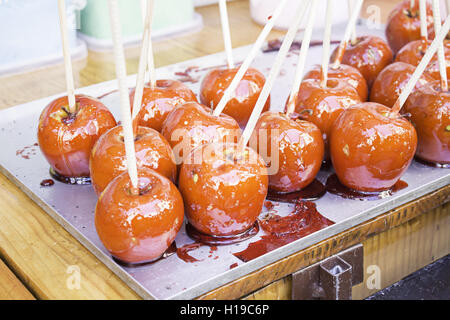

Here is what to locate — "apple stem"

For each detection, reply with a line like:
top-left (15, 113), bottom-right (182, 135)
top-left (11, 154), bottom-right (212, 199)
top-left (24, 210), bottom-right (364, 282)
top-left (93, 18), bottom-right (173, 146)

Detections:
top-left (332, 0), bottom-right (363, 69)
top-left (391, 14), bottom-right (450, 115)
top-left (219, 0), bottom-right (234, 69)
top-left (108, 0), bottom-right (139, 190)
top-left (132, 0), bottom-right (154, 136)
top-left (212, 0), bottom-right (290, 118)
top-left (320, 0), bottom-right (333, 88)
top-left (432, 0), bottom-right (448, 92)
top-left (237, 0), bottom-right (310, 154)
top-left (57, 0), bottom-right (77, 114)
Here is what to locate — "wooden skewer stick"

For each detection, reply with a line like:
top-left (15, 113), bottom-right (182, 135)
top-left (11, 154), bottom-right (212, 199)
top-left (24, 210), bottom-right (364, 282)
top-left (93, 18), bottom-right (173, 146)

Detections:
top-left (447, 0), bottom-right (450, 16)
top-left (391, 14), bottom-right (450, 115)
top-left (212, 0), bottom-right (290, 117)
top-left (219, 0), bottom-right (234, 69)
top-left (132, 0), bottom-right (153, 123)
top-left (348, 0), bottom-right (357, 44)
top-left (321, 0), bottom-right (333, 88)
top-left (108, 0), bottom-right (139, 191)
top-left (332, 0), bottom-right (364, 69)
top-left (57, 0), bottom-right (76, 114)
top-left (237, 0), bottom-right (311, 151)
top-left (419, 0), bottom-right (428, 40)
top-left (432, 0), bottom-right (448, 91)
top-left (286, 0), bottom-right (319, 116)
top-left (141, 0), bottom-right (156, 88)
top-left (411, 0), bottom-right (415, 10)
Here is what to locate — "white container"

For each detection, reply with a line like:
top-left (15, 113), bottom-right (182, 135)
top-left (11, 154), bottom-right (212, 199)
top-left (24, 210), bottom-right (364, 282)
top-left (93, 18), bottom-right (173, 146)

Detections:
top-left (0, 0), bottom-right (87, 76)
top-left (250, 0), bottom-right (350, 31)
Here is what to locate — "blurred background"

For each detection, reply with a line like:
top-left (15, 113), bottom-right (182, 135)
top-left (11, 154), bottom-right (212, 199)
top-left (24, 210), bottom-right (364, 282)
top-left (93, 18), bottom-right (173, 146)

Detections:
top-left (0, 0), bottom-right (447, 108)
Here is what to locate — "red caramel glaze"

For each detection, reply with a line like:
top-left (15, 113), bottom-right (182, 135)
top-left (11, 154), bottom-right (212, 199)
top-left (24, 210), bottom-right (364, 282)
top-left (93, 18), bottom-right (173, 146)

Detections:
top-left (40, 179), bottom-right (54, 187)
top-left (330, 102), bottom-right (417, 192)
top-left (267, 179), bottom-right (326, 203)
top-left (113, 241), bottom-right (178, 267)
top-left (161, 101), bottom-right (241, 164)
top-left (253, 111), bottom-right (324, 193)
top-left (230, 262), bottom-right (238, 269)
top-left (303, 64), bottom-right (369, 101)
top-left (185, 221), bottom-right (259, 245)
top-left (95, 168), bottom-right (184, 264)
top-left (288, 78), bottom-right (361, 158)
top-left (16, 143), bottom-right (39, 160)
top-left (37, 94), bottom-right (117, 179)
top-left (326, 174), bottom-right (408, 201)
top-left (130, 79), bottom-right (198, 132)
top-left (89, 125), bottom-right (177, 195)
top-left (176, 242), bottom-right (202, 263)
top-left (404, 81), bottom-right (450, 165)
top-left (179, 142), bottom-right (268, 237)
top-left (330, 35), bottom-right (393, 87)
top-left (415, 157), bottom-right (450, 168)
top-left (385, 0), bottom-right (433, 53)
top-left (370, 62), bottom-right (433, 108)
top-left (199, 67), bottom-right (270, 127)
top-left (233, 201), bottom-right (334, 262)
top-left (49, 168), bottom-right (91, 185)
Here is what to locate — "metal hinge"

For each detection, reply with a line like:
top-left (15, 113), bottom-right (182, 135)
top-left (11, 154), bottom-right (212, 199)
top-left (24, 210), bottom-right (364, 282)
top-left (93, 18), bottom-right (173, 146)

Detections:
top-left (292, 244), bottom-right (363, 300)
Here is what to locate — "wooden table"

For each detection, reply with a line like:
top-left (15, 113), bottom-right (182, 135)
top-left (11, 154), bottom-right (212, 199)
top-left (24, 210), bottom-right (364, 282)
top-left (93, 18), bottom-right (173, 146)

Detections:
top-left (0, 0), bottom-right (448, 300)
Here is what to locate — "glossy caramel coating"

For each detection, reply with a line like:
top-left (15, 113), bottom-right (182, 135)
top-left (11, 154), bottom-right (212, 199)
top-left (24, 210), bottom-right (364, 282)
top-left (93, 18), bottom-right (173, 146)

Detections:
top-left (385, 0), bottom-right (433, 53)
top-left (161, 101), bottom-right (241, 164)
top-left (404, 81), bottom-right (450, 164)
top-left (95, 168), bottom-right (184, 264)
top-left (130, 79), bottom-right (198, 132)
top-left (288, 78), bottom-right (361, 158)
top-left (253, 112), bottom-right (324, 193)
top-left (37, 94), bottom-right (117, 178)
top-left (90, 125), bottom-right (177, 195)
top-left (395, 40), bottom-right (450, 77)
top-left (370, 62), bottom-right (433, 108)
top-left (330, 102), bottom-right (417, 192)
top-left (179, 142), bottom-right (268, 236)
top-left (330, 35), bottom-right (393, 87)
top-left (199, 67), bottom-right (270, 127)
top-left (303, 64), bottom-right (368, 101)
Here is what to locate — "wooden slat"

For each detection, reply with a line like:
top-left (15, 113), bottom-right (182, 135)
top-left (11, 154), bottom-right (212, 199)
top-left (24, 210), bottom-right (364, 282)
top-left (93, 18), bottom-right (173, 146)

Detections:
top-left (198, 185), bottom-right (450, 300)
top-left (0, 259), bottom-right (35, 300)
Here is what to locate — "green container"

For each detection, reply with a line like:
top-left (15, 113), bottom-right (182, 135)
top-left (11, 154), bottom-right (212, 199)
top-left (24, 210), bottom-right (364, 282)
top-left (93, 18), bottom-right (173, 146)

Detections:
top-left (79, 0), bottom-right (199, 49)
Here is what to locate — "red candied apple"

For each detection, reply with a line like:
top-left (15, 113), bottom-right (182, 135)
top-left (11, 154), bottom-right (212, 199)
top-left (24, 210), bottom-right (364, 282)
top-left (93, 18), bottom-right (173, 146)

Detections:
top-left (179, 142), bottom-right (268, 236)
top-left (330, 102), bottom-right (417, 192)
top-left (90, 125), bottom-right (177, 195)
top-left (404, 80), bottom-right (450, 164)
top-left (287, 78), bottom-right (361, 158)
top-left (252, 111), bottom-right (324, 193)
top-left (395, 40), bottom-right (450, 80)
top-left (130, 79), bottom-right (197, 132)
top-left (385, 0), bottom-right (433, 53)
top-left (95, 167), bottom-right (184, 264)
top-left (370, 62), bottom-right (433, 108)
top-left (330, 35), bottom-right (393, 87)
top-left (37, 94), bottom-right (116, 182)
top-left (303, 64), bottom-right (368, 101)
top-left (199, 67), bottom-right (270, 127)
top-left (161, 101), bottom-right (241, 165)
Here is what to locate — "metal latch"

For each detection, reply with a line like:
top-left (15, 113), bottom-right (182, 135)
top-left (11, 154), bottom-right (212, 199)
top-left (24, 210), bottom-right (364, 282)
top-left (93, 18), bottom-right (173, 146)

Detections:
top-left (292, 244), bottom-right (363, 300)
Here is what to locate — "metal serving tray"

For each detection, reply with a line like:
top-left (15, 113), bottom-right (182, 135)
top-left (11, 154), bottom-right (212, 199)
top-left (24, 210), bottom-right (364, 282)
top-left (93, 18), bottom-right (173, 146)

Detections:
top-left (0, 22), bottom-right (448, 300)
